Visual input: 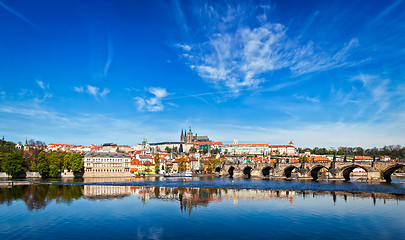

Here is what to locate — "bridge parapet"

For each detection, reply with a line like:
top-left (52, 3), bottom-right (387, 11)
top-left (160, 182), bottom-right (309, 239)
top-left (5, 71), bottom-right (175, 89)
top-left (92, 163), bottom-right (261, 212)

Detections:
top-left (215, 161), bottom-right (405, 182)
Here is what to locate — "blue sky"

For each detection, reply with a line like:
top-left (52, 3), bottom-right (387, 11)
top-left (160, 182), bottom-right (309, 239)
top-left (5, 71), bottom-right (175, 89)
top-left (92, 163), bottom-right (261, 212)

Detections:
top-left (0, 0), bottom-right (404, 148)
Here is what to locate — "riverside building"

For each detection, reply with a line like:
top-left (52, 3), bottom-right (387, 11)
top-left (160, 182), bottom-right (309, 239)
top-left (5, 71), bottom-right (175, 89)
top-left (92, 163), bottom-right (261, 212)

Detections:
top-left (222, 141), bottom-right (297, 156)
top-left (83, 152), bottom-right (131, 177)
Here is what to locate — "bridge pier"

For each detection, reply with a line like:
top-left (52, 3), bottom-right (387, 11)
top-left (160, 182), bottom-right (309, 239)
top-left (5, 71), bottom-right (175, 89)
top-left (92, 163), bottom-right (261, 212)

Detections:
top-left (296, 167), bottom-right (313, 180)
top-left (367, 170), bottom-right (384, 182)
top-left (327, 167), bottom-right (345, 181)
top-left (233, 169), bottom-right (244, 178)
top-left (251, 169), bottom-right (262, 179)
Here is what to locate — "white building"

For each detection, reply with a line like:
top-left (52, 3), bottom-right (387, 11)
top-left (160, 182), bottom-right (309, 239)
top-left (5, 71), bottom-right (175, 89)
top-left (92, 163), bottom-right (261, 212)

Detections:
top-left (222, 141), bottom-right (297, 156)
top-left (269, 141), bottom-right (297, 155)
top-left (83, 152), bottom-right (131, 177)
top-left (222, 144), bottom-right (270, 156)
top-left (149, 142), bottom-right (184, 153)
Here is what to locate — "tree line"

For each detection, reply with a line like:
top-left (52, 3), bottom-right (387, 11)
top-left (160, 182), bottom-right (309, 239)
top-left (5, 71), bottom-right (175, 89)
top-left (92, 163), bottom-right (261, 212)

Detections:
top-left (299, 145), bottom-right (405, 159)
top-left (0, 139), bottom-right (83, 177)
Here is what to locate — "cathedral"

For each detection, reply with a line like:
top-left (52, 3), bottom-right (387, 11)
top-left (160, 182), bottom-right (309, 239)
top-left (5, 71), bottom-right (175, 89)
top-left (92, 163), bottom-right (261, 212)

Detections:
top-left (180, 127), bottom-right (210, 143)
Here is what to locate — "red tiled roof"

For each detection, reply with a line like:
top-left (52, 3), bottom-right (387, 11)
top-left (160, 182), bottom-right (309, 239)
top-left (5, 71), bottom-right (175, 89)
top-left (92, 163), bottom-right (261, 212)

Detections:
top-left (355, 156), bottom-right (373, 160)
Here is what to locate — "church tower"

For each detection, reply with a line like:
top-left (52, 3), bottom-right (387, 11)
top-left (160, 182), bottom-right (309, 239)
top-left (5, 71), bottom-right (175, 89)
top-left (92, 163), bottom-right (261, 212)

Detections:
top-left (180, 129), bottom-right (184, 142)
top-left (186, 127), bottom-right (193, 143)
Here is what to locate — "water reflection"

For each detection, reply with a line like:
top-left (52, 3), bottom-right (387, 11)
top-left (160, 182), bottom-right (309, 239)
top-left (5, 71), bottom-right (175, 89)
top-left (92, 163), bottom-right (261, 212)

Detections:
top-left (1, 184), bottom-right (405, 212)
top-left (0, 184), bottom-right (82, 211)
top-left (83, 185), bottom-right (131, 199)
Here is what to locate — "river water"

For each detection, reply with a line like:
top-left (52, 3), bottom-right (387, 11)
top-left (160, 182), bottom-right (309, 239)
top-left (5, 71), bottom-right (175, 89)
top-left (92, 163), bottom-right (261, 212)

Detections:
top-left (1, 178), bottom-right (405, 240)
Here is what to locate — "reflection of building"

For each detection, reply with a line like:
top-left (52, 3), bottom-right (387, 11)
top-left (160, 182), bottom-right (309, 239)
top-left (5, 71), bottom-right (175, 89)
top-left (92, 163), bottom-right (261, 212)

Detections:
top-left (128, 186), bottom-right (296, 211)
top-left (83, 185), bottom-right (131, 199)
top-left (83, 152), bottom-right (131, 177)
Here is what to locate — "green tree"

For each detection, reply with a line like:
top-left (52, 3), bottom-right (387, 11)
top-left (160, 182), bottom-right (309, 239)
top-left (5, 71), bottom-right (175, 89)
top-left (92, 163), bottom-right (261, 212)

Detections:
top-left (3, 153), bottom-right (25, 176)
top-left (154, 154), bottom-right (160, 174)
top-left (165, 146), bottom-right (171, 153)
top-left (0, 153), bottom-right (5, 172)
top-left (0, 141), bottom-right (17, 154)
top-left (189, 147), bottom-right (197, 153)
top-left (37, 152), bottom-right (49, 178)
top-left (299, 156), bottom-right (308, 163)
top-left (64, 152), bottom-right (73, 170)
top-left (356, 147), bottom-right (364, 156)
top-left (70, 153), bottom-right (83, 172)
top-left (48, 153), bottom-right (62, 177)
top-left (64, 153), bottom-right (83, 172)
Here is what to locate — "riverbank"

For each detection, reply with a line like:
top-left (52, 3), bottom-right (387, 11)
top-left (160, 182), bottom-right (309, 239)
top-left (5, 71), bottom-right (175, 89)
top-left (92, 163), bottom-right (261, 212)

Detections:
top-left (0, 180), bottom-right (44, 188)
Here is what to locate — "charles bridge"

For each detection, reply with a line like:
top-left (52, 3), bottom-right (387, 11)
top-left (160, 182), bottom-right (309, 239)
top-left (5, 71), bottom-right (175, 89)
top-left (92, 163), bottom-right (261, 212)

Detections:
top-left (214, 159), bottom-right (405, 182)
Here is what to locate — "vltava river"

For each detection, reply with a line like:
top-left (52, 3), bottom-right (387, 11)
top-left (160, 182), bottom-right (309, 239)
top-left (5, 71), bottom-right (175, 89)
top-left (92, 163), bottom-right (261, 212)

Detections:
top-left (1, 179), bottom-right (405, 239)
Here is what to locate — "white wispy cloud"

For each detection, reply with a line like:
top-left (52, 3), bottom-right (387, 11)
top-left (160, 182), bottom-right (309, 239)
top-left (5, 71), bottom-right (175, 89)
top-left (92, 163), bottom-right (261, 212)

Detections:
top-left (104, 39), bottom-right (114, 78)
top-left (0, 105), bottom-right (68, 122)
top-left (36, 79), bottom-right (47, 90)
top-left (134, 87), bottom-right (169, 112)
top-left (0, 1), bottom-right (38, 29)
top-left (176, 3), bottom-right (360, 93)
top-left (74, 85), bottom-right (110, 100)
top-left (294, 94), bottom-right (319, 103)
top-left (350, 73), bottom-right (391, 115)
top-left (176, 43), bottom-right (192, 51)
top-left (73, 86), bottom-right (84, 93)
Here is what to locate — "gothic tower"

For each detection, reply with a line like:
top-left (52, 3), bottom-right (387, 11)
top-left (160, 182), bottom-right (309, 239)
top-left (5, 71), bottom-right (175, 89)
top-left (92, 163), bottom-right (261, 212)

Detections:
top-left (186, 126), bottom-right (193, 143)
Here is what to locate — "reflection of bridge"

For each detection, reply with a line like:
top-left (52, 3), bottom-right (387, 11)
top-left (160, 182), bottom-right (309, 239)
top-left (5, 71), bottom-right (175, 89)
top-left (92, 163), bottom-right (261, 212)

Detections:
top-left (215, 161), bottom-right (405, 182)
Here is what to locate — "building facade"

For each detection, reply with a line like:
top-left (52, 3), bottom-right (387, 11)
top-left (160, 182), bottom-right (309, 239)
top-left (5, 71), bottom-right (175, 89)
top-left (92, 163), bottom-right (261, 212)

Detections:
top-left (222, 141), bottom-right (297, 156)
top-left (83, 152), bottom-right (131, 177)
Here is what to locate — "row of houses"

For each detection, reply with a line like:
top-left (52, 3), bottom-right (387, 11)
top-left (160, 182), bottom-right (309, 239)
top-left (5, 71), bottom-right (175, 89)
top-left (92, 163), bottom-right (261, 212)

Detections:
top-left (47, 140), bottom-right (299, 156)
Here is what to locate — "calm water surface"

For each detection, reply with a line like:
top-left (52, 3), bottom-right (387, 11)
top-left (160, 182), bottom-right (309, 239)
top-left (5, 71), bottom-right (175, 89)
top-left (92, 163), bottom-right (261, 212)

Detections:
top-left (1, 178), bottom-right (405, 240)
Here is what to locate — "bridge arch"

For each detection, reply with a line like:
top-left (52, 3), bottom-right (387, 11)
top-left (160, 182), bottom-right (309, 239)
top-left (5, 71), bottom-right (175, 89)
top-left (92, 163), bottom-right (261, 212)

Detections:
top-left (228, 166), bottom-right (235, 178)
top-left (310, 165), bottom-right (329, 181)
top-left (382, 164), bottom-right (405, 183)
top-left (243, 166), bottom-right (253, 178)
top-left (262, 166), bottom-right (273, 177)
top-left (284, 165), bottom-right (298, 178)
top-left (341, 165), bottom-right (368, 181)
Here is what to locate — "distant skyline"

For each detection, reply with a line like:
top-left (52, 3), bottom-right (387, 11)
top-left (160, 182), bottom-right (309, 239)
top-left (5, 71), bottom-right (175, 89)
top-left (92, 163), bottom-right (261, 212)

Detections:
top-left (1, 0), bottom-right (405, 148)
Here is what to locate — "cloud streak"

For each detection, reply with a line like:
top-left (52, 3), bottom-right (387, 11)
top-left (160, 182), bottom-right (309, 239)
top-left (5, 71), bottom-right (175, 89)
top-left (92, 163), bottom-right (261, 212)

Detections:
top-left (104, 39), bottom-right (114, 78)
top-left (0, 1), bottom-right (38, 29)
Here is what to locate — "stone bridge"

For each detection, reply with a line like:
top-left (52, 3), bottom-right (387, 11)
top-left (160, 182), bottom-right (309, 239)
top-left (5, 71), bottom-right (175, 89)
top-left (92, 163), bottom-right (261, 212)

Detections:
top-left (214, 161), bottom-right (405, 182)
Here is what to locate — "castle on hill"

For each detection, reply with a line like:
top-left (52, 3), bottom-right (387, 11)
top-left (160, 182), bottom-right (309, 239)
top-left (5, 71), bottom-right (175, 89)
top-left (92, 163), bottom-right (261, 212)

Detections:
top-left (180, 127), bottom-right (210, 143)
